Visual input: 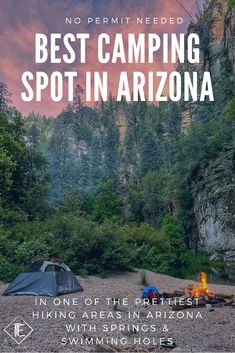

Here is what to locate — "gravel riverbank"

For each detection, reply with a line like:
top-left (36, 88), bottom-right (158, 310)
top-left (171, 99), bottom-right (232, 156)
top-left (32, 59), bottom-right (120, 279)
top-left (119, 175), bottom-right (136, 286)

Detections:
top-left (0, 270), bottom-right (234, 353)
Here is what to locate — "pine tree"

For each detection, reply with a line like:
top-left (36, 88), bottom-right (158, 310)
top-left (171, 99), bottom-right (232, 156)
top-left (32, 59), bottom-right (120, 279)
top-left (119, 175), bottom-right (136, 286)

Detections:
top-left (73, 84), bottom-right (85, 114)
top-left (28, 124), bottom-right (40, 149)
top-left (140, 132), bottom-right (160, 175)
top-left (49, 131), bottom-right (74, 200)
top-left (103, 122), bottom-right (119, 180)
top-left (90, 135), bottom-right (103, 187)
top-left (0, 82), bottom-right (12, 112)
top-left (65, 85), bottom-right (85, 114)
top-left (79, 153), bottom-right (90, 192)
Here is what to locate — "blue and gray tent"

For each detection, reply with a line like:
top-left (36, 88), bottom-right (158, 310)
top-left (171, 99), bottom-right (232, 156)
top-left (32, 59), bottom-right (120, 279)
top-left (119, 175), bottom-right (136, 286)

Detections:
top-left (3, 258), bottom-right (83, 297)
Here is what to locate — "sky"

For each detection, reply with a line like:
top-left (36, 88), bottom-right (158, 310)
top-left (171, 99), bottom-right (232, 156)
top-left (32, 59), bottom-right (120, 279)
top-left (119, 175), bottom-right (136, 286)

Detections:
top-left (0, 0), bottom-right (203, 117)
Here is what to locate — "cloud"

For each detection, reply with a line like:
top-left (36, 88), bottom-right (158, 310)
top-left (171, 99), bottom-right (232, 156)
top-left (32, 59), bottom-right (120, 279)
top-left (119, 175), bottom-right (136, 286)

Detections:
top-left (0, 0), bottom-right (200, 116)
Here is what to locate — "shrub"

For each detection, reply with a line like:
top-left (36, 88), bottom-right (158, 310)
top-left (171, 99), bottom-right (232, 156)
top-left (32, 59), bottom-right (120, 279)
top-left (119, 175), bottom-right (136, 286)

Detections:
top-left (121, 223), bottom-right (172, 273)
top-left (228, 0), bottom-right (235, 9)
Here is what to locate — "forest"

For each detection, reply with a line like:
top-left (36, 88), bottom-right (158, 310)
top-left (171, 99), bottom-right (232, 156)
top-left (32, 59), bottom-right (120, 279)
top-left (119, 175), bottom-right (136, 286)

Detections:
top-left (1, 1), bottom-right (235, 283)
top-left (0, 44), bottom-right (234, 282)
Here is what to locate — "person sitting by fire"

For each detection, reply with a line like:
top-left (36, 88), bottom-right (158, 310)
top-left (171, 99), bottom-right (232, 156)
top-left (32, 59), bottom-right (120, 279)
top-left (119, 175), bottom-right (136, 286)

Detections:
top-left (142, 285), bottom-right (160, 305)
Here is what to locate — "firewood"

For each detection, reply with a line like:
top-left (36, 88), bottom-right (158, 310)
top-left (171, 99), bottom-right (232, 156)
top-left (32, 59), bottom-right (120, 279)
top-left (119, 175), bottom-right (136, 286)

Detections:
top-left (162, 290), bottom-right (185, 298)
top-left (170, 298), bottom-right (206, 311)
top-left (214, 294), bottom-right (234, 300)
top-left (224, 299), bottom-right (235, 306)
top-left (170, 294), bottom-right (234, 310)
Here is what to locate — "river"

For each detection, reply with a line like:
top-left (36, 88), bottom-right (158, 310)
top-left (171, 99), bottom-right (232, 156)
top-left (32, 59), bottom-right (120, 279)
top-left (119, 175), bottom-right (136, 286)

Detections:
top-left (206, 263), bottom-right (235, 286)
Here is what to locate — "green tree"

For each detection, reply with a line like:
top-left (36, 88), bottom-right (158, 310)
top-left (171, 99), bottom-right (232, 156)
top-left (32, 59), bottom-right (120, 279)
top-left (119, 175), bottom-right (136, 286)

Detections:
top-left (0, 111), bottom-right (26, 201)
top-left (131, 171), bottom-right (172, 226)
top-left (91, 180), bottom-right (122, 222)
top-left (0, 110), bottom-right (49, 222)
top-left (0, 82), bottom-right (12, 112)
top-left (228, 0), bottom-right (235, 8)
top-left (79, 153), bottom-right (90, 192)
top-left (140, 132), bottom-right (160, 175)
top-left (103, 122), bottom-right (119, 179)
top-left (90, 135), bottom-right (103, 187)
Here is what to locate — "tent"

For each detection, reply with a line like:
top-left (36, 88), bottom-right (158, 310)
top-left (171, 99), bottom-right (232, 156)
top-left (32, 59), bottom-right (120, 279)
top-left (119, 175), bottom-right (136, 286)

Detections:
top-left (3, 258), bottom-right (83, 296)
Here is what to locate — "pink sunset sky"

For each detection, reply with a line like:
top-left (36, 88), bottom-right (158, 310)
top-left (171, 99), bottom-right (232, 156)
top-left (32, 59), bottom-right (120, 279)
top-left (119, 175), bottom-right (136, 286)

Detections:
top-left (0, 0), bottom-right (203, 117)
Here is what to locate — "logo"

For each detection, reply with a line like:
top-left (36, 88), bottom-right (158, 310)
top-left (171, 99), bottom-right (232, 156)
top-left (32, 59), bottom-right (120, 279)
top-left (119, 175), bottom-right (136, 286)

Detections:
top-left (4, 316), bottom-right (33, 345)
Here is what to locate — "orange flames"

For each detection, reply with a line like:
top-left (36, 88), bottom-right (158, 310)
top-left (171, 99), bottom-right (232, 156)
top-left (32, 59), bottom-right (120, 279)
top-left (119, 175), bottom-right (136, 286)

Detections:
top-left (186, 272), bottom-right (213, 298)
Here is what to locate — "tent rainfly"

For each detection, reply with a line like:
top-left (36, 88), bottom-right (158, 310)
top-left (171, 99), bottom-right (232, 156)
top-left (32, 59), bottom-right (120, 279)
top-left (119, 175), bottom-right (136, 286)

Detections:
top-left (3, 258), bottom-right (83, 296)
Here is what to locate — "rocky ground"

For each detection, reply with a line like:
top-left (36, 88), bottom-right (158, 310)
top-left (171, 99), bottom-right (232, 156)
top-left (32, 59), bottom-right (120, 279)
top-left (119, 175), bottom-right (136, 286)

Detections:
top-left (0, 270), bottom-right (235, 353)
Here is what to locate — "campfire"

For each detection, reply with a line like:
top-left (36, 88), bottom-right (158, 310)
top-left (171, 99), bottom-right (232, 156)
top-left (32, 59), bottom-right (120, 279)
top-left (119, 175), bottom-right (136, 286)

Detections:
top-left (169, 272), bottom-right (235, 311)
top-left (185, 272), bottom-right (214, 298)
